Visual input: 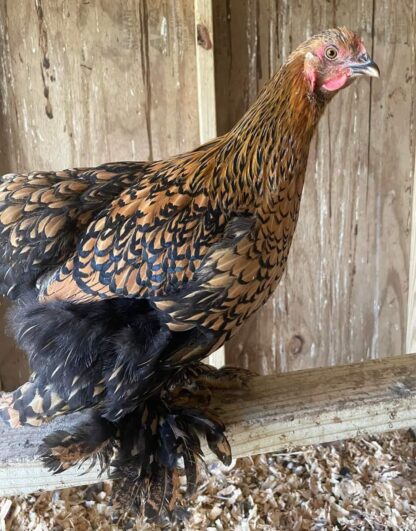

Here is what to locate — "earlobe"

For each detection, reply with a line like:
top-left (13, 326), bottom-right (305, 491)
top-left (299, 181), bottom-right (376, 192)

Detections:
top-left (304, 52), bottom-right (317, 92)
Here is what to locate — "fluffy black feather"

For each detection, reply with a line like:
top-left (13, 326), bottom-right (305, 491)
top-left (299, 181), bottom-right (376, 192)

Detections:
top-left (7, 297), bottom-right (173, 423)
top-left (1, 295), bottom-right (226, 517)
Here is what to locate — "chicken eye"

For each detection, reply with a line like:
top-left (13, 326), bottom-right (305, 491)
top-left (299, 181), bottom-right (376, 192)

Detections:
top-left (325, 46), bottom-right (338, 60)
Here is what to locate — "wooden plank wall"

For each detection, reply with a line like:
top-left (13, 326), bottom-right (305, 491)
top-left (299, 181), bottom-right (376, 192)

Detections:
top-left (214, 0), bottom-right (416, 373)
top-left (0, 0), bottom-right (199, 390)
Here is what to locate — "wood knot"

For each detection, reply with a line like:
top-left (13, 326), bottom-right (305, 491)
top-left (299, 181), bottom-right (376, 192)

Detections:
top-left (197, 23), bottom-right (213, 50)
top-left (287, 335), bottom-right (304, 356)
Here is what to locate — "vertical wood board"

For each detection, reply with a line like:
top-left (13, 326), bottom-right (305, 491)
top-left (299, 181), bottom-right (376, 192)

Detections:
top-left (373, 0), bottom-right (416, 357)
top-left (407, 151), bottom-right (416, 353)
top-left (193, 0), bottom-right (224, 367)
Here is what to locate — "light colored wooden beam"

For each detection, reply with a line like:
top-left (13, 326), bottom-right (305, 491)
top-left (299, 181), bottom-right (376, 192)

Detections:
top-left (222, 353), bottom-right (416, 458)
top-left (0, 354), bottom-right (415, 496)
top-left (407, 150), bottom-right (416, 353)
top-left (194, 0), bottom-right (224, 368)
top-left (194, 0), bottom-right (217, 145)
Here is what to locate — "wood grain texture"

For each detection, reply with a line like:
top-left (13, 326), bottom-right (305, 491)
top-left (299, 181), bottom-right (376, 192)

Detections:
top-left (215, 0), bottom-right (416, 373)
top-left (0, 0), bottom-right (200, 389)
top-left (194, 0), bottom-right (224, 368)
top-left (194, 0), bottom-right (217, 144)
top-left (407, 150), bottom-right (416, 352)
top-left (0, 354), bottom-right (415, 495)
top-left (0, 0), bottom-right (199, 169)
top-left (374, 0), bottom-right (416, 356)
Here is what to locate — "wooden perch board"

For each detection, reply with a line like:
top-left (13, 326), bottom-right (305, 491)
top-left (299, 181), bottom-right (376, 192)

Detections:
top-left (0, 354), bottom-right (415, 496)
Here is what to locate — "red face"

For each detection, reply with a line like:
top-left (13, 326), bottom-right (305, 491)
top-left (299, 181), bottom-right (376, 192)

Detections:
top-left (304, 29), bottom-right (380, 95)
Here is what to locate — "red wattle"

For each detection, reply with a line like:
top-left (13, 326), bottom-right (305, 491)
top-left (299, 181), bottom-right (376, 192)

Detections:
top-left (322, 73), bottom-right (348, 91)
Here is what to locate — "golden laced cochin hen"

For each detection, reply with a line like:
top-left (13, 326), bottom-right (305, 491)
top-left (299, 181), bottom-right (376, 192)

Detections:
top-left (0, 27), bottom-right (378, 518)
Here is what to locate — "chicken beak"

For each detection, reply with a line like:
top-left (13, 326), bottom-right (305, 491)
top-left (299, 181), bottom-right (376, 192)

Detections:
top-left (349, 58), bottom-right (380, 78)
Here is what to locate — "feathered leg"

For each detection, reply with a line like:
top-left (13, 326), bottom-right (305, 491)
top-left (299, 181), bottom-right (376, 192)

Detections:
top-left (180, 363), bottom-right (254, 389)
top-left (39, 364), bottom-right (241, 520)
top-left (39, 414), bottom-right (117, 473)
top-left (165, 362), bottom-right (254, 407)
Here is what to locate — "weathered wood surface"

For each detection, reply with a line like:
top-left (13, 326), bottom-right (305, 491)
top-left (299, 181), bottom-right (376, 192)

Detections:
top-left (214, 0), bottom-right (416, 373)
top-left (0, 354), bottom-right (415, 496)
top-left (194, 0), bottom-right (224, 368)
top-left (0, 0), bottom-right (200, 389)
top-left (194, 0), bottom-right (217, 145)
top-left (372, 0), bottom-right (416, 358)
top-left (407, 150), bottom-right (416, 352)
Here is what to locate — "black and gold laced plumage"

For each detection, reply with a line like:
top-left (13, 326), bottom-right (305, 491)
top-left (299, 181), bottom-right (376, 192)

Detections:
top-left (0, 27), bottom-right (375, 518)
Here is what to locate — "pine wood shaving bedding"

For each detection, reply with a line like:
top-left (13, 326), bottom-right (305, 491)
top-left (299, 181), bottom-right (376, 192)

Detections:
top-left (1, 430), bottom-right (415, 530)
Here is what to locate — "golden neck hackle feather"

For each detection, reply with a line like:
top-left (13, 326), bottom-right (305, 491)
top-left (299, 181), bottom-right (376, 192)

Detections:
top-left (148, 48), bottom-right (326, 216)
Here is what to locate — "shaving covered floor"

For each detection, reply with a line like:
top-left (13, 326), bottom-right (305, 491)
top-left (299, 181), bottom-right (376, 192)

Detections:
top-left (1, 429), bottom-right (415, 530)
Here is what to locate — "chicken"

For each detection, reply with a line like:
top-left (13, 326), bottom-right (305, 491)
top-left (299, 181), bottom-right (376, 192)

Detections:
top-left (0, 27), bottom-right (379, 517)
